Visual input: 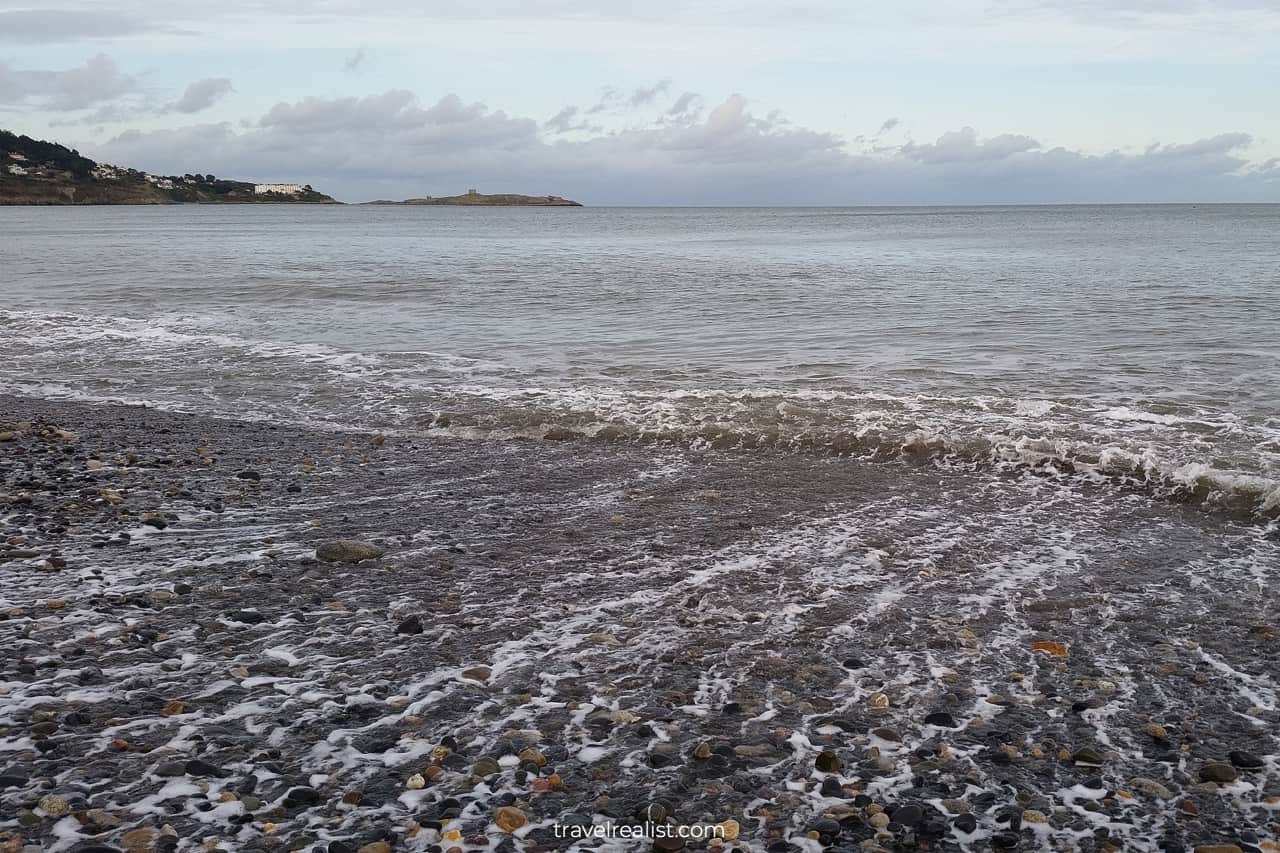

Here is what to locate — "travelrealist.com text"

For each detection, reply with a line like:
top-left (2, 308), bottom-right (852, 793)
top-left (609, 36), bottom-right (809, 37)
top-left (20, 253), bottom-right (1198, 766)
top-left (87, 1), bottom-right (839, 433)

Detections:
top-left (552, 822), bottom-right (728, 840)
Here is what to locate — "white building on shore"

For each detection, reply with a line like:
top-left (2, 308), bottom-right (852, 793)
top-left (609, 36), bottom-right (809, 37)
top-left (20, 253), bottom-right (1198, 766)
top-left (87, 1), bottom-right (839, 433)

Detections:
top-left (254, 183), bottom-right (306, 195)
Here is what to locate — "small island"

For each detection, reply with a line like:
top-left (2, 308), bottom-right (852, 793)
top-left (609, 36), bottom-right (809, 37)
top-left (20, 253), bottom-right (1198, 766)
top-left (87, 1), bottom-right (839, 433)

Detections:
top-left (1, 129), bottom-right (338, 205)
top-left (366, 189), bottom-right (581, 207)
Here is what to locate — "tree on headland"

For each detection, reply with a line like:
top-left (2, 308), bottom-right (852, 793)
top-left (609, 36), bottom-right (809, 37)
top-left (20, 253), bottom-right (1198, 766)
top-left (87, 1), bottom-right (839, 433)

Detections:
top-left (0, 129), bottom-right (95, 179)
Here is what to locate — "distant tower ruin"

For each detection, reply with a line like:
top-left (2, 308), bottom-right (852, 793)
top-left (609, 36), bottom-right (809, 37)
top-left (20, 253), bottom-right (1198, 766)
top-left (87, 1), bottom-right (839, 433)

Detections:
top-left (466, 188), bottom-right (478, 196)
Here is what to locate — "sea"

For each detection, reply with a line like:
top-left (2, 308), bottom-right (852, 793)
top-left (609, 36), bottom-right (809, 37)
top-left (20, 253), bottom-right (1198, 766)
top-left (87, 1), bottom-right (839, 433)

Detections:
top-left (2, 204), bottom-right (1278, 516)
top-left (3, 204), bottom-right (1280, 850)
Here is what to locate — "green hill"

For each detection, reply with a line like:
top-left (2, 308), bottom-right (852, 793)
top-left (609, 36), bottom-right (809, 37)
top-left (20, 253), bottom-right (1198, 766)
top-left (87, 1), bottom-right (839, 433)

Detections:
top-left (0, 129), bottom-right (338, 205)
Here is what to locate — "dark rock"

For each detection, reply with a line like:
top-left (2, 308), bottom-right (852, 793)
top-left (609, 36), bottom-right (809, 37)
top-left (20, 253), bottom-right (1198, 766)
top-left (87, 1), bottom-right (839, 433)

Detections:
top-left (227, 610), bottom-right (267, 624)
top-left (236, 470), bottom-right (262, 481)
top-left (815, 751), bottom-right (842, 773)
top-left (185, 759), bottom-right (227, 777)
top-left (893, 804), bottom-right (924, 827)
top-left (284, 786), bottom-right (323, 808)
top-left (953, 814), bottom-right (977, 833)
top-left (155, 761), bottom-right (186, 777)
top-left (396, 615), bottom-right (424, 635)
top-left (1228, 750), bottom-right (1264, 770)
top-left (924, 712), bottom-right (957, 728)
top-left (808, 818), bottom-right (840, 836)
top-left (0, 774), bottom-right (28, 789)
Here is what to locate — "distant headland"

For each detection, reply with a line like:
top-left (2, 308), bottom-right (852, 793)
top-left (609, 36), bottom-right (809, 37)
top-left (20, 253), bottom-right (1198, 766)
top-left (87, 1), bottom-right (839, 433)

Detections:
top-left (366, 189), bottom-right (582, 207)
top-left (0, 129), bottom-right (338, 205)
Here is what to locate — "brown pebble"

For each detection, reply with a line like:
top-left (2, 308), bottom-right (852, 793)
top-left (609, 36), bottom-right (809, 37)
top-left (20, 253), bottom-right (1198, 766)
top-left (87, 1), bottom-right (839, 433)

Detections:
top-left (494, 806), bottom-right (528, 832)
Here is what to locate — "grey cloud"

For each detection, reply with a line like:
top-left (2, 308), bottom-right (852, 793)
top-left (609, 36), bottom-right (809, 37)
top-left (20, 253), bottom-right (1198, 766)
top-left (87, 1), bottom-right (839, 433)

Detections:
top-left (900, 126), bottom-right (1041, 163)
top-left (1141, 132), bottom-right (1252, 161)
top-left (253, 91), bottom-right (538, 153)
top-left (1005, 0), bottom-right (1278, 15)
top-left (582, 79), bottom-right (675, 117)
top-left (667, 91), bottom-right (700, 117)
top-left (344, 48), bottom-right (367, 72)
top-left (877, 116), bottom-right (900, 134)
top-left (0, 8), bottom-right (168, 43)
top-left (628, 79), bottom-right (671, 107)
top-left (543, 105), bottom-right (599, 134)
top-left (586, 86), bottom-right (618, 114)
top-left (90, 88), bottom-right (1276, 205)
top-left (5, 0), bottom-right (1271, 52)
top-left (166, 77), bottom-right (233, 114)
top-left (0, 54), bottom-right (138, 111)
top-left (545, 106), bottom-right (578, 132)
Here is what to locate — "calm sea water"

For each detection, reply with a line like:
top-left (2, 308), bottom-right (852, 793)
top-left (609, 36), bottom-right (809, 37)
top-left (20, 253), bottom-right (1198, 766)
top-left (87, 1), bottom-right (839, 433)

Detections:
top-left (2, 204), bottom-right (1278, 514)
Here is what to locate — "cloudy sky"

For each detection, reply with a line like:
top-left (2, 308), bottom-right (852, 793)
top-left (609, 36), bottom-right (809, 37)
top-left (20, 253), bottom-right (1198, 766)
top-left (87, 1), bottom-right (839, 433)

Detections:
top-left (2, 1), bottom-right (1277, 203)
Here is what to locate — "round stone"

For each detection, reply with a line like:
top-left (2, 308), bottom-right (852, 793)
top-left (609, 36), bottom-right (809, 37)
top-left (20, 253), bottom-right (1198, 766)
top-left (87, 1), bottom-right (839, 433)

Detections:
top-left (495, 806), bottom-right (528, 832)
top-left (38, 794), bottom-right (70, 817)
top-left (1072, 747), bottom-right (1104, 766)
top-left (1199, 763), bottom-right (1237, 784)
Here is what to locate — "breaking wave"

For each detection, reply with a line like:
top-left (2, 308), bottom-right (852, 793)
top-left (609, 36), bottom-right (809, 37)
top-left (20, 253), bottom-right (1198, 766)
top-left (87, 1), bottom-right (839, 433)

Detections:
top-left (3, 308), bottom-right (1278, 520)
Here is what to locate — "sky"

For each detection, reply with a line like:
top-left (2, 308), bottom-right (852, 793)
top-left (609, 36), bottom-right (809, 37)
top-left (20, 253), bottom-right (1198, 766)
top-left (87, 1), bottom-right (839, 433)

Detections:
top-left (1, 0), bottom-right (1278, 204)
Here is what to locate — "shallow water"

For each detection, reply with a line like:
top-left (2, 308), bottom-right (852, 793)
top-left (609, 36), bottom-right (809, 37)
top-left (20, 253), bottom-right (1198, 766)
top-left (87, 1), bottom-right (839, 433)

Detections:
top-left (1, 204), bottom-right (1278, 515)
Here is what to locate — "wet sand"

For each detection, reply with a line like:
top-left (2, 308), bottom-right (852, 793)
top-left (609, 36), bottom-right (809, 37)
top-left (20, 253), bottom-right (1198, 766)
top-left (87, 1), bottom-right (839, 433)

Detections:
top-left (2, 395), bottom-right (1278, 853)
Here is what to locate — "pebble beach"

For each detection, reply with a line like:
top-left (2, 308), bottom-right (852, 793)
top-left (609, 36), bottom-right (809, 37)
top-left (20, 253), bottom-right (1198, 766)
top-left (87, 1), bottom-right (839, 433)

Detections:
top-left (2, 394), bottom-right (1278, 853)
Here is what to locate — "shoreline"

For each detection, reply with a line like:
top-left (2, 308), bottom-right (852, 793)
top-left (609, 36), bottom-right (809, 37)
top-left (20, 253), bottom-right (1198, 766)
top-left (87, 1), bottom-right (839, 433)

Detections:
top-left (2, 394), bottom-right (1278, 852)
